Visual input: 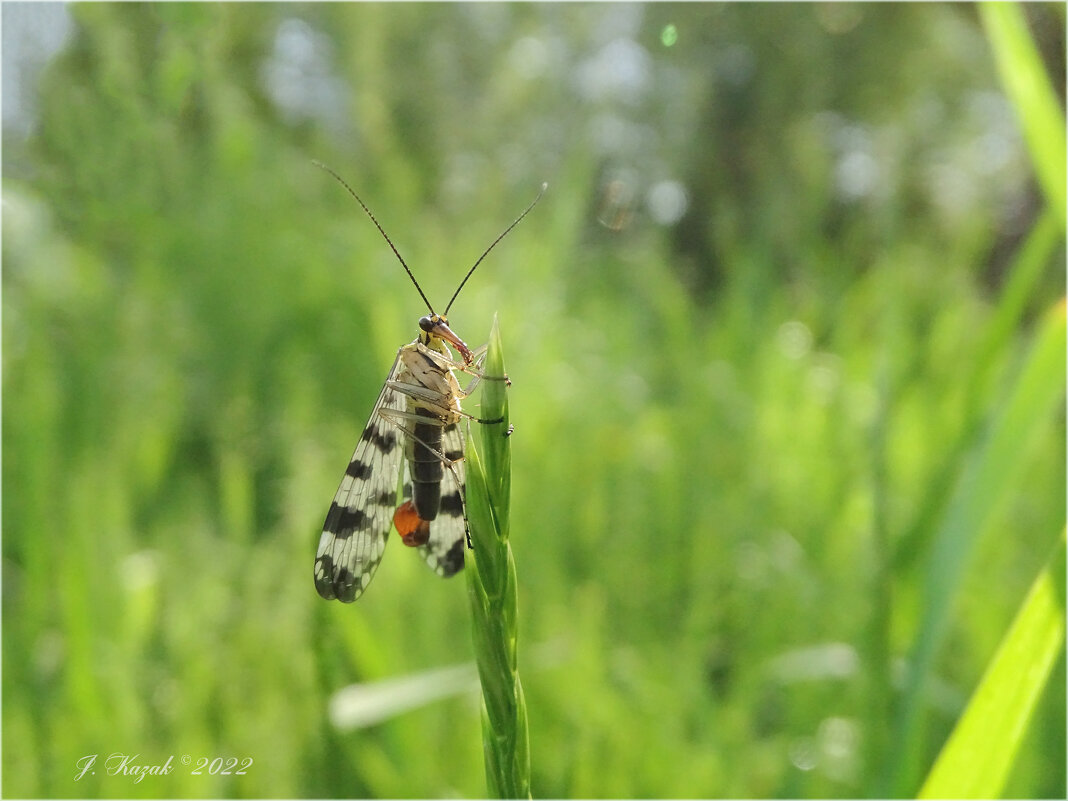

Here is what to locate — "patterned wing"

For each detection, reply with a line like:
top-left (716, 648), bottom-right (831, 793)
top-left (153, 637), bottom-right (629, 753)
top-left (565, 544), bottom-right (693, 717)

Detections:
top-left (314, 354), bottom-right (405, 602)
top-left (418, 422), bottom-right (467, 577)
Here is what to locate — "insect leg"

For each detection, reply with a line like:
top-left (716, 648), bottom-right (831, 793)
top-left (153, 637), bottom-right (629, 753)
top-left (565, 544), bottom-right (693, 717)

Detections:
top-left (380, 410), bottom-right (471, 551)
top-left (414, 341), bottom-right (510, 386)
top-left (377, 408), bottom-right (463, 466)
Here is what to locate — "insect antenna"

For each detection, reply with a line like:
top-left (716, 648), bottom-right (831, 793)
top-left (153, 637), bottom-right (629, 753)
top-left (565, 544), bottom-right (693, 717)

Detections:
top-left (314, 160), bottom-right (435, 315)
top-left (444, 182), bottom-right (548, 315)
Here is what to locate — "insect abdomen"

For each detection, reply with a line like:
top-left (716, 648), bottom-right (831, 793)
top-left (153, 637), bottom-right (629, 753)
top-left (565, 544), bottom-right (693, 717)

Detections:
top-left (411, 411), bottom-right (443, 520)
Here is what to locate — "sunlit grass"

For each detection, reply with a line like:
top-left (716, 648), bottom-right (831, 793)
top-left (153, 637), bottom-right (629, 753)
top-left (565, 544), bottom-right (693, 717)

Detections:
top-left (919, 529), bottom-right (1066, 799)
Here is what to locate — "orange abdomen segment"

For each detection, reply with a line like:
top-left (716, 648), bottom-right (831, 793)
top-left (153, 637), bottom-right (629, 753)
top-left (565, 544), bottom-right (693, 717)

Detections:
top-left (394, 500), bottom-right (431, 546)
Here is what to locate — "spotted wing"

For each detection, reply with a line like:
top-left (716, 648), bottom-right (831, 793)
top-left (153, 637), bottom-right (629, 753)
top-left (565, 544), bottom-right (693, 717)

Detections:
top-left (314, 354), bottom-right (405, 602)
top-left (418, 422), bottom-right (467, 577)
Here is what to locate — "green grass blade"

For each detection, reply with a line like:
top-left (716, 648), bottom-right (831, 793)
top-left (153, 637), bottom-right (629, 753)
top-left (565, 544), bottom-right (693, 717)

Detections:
top-left (892, 205), bottom-right (1063, 575)
top-left (979, 2), bottom-right (1067, 225)
top-left (888, 300), bottom-right (1067, 793)
top-left (465, 316), bottom-right (531, 799)
top-left (918, 528), bottom-right (1066, 799)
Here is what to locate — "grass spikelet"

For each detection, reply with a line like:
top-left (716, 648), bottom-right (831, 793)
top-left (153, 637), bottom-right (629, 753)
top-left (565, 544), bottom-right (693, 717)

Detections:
top-left (465, 314), bottom-right (531, 799)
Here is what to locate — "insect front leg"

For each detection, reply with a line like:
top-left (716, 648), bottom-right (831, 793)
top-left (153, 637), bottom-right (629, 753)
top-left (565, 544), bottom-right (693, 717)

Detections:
top-left (452, 352), bottom-right (510, 427)
top-left (414, 341), bottom-right (510, 386)
top-left (461, 343), bottom-right (511, 386)
top-left (400, 347), bottom-right (507, 425)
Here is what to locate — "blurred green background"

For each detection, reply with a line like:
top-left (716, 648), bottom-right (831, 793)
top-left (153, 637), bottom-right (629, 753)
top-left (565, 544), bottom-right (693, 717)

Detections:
top-left (3, 2), bottom-right (1065, 798)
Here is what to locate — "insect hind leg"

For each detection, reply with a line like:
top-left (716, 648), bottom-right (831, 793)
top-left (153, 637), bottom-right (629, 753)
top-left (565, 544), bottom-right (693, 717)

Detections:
top-left (381, 410), bottom-right (472, 551)
top-left (378, 409), bottom-right (462, 463)
top-left (463, 410), bottom-right (505, 425)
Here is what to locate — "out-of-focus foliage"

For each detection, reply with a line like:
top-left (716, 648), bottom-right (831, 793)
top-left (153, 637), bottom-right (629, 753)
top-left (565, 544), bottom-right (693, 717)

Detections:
top-left (3, 3), bottom-right (1064, 798)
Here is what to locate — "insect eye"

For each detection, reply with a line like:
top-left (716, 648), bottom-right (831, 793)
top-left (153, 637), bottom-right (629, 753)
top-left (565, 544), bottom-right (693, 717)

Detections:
top-left (418, 316), bottom-right (434, 332)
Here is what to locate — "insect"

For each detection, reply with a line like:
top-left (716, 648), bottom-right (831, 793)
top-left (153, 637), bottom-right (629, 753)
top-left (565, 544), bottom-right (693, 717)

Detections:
top-left (313, 163), bottom-right (545, 602)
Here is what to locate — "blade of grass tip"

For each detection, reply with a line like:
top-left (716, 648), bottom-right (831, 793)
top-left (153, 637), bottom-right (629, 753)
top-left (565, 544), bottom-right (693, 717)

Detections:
top-left (918, 528), bottom-right (1066, 799)
top-left (884, 300), bottom-right (1067, 795)
top-left (979, 2), bottom-right (1067, 225)
top-left (481, 313), bottom-right (511, 527)
top-left (465, 316), bottom-right (530, 799)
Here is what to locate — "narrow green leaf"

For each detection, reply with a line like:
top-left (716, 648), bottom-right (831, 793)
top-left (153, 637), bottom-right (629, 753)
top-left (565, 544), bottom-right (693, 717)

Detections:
top-left (889, 300), bottom-right (1067, 793)
top-left (979, 2), bottom-right (1067, 225)
top-left (893, 207), bottom-right (1063, 577)
top-left (918, 529), bottom-right (1066, 799)
top-left (969, 207), bottom-right (1064, 399)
